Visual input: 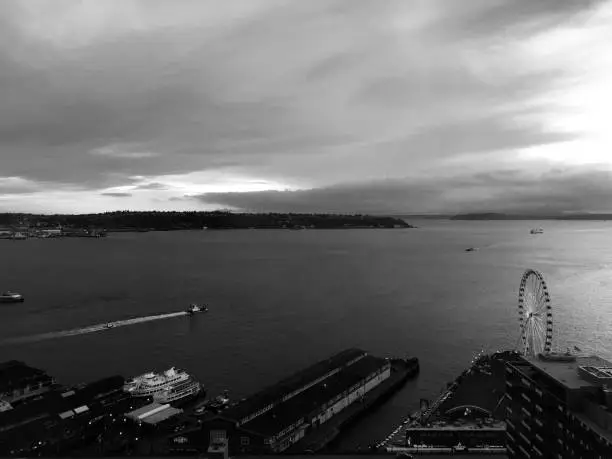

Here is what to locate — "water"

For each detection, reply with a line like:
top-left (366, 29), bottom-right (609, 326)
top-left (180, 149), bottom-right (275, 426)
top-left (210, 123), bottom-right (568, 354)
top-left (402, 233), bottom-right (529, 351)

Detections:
top-left (1, 221), bottom-right (612, 449)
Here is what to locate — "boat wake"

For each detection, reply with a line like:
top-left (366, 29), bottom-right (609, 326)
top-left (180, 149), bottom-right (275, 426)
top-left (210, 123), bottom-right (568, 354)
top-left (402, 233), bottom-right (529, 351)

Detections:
top-left (0, 311), bottom-right (188, 346)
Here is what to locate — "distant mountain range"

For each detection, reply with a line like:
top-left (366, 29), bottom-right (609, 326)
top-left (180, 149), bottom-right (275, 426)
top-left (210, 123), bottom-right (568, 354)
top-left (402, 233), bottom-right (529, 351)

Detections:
top-left (392, 213), bottom-right (612, 221)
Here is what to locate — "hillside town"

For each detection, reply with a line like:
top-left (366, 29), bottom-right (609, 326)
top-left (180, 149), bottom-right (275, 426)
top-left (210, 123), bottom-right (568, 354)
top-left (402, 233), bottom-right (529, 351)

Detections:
top-left (0, 224), bottom-right (106, 240)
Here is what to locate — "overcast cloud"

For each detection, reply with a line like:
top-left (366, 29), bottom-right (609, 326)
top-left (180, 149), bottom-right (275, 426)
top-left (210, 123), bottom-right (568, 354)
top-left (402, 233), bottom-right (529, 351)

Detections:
top-left (0, 0), bottom-right (611, 213)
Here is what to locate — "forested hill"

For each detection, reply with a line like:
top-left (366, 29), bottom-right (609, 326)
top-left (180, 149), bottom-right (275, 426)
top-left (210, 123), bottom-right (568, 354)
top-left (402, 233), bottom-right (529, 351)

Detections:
top-left (0, 211), bottom-right (415, 230)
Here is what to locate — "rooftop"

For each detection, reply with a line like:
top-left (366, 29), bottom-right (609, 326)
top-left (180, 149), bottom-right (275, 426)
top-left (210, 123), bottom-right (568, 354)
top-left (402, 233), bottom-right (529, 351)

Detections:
top-left (223, 348), bottom-right (367, 423)
top-left (143, 407), bottom-right (183, 425)
top-left (525, 354), bottom-right (612, 390)
top-left (240, 355), bottom-right (388, 437)
top-left (126, 403), bottom-right (182, 425)
top-left (0, 361), bottom-right (49, 392)
top-left (407, 419), bottom-right (506, 431)
top-left (0, 375), bottom-right (125, 431)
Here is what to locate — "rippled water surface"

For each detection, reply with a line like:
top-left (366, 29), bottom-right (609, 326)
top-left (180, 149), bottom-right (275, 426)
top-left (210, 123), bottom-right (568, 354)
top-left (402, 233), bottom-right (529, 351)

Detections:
top-left (1, 220), bottom-right (611, 448)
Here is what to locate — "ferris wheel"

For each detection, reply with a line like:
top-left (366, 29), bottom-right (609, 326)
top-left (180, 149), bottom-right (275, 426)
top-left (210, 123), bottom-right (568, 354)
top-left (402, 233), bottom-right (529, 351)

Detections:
top-left (517, 269), bottom-right (554, 357)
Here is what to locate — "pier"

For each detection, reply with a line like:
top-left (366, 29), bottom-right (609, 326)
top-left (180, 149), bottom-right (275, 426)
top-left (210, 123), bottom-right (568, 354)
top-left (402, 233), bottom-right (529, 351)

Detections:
top-left (378, 351), bottom-right (518, 453)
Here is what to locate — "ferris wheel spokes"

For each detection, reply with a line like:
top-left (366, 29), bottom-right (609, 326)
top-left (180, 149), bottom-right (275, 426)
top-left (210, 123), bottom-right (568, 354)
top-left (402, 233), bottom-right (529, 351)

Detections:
top-left (517, 269), bottom-right (554, 357)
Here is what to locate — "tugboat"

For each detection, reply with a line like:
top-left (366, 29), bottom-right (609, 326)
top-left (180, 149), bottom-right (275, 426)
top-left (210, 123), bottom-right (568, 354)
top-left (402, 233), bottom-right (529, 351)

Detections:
top-left (0, 291), bottom-right (25, 303)
top-left (186, 303), bottom-right (208, 314)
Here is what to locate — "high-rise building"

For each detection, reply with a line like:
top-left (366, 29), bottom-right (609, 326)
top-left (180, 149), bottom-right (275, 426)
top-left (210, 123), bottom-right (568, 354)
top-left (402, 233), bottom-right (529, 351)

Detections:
top-left (505, 352), bottom-right (612, 458)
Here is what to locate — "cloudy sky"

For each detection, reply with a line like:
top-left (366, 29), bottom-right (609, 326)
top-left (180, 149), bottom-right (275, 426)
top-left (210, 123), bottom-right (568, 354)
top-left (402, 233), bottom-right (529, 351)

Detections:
top-left (1, 0), bottom-right (611, 214)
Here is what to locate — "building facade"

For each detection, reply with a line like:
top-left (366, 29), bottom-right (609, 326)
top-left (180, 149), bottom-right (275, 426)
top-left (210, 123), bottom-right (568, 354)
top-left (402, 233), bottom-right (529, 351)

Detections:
top-left (505, 353), bottom-right (612, 458)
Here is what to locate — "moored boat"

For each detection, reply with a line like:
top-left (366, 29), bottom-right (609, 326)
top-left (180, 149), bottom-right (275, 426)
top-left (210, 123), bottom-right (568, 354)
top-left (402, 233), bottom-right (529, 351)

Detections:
top-left (194, 390), bottom-right (232, 415)
top-left (124, 367), bottom-right (203, 405)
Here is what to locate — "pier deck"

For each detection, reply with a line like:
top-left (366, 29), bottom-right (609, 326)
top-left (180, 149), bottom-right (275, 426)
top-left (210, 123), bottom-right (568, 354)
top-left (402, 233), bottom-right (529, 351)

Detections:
top-left (380, 351), bottom-right (519, 450)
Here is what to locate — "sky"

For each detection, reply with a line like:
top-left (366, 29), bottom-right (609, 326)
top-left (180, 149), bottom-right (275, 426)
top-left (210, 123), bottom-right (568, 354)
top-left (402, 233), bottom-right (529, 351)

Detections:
top-left (1, 0), bottom-right (611, 214)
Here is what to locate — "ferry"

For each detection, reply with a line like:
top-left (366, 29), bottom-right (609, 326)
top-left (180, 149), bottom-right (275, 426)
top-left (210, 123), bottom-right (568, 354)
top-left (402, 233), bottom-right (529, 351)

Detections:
top-left (186, 303), bottom-right (208, 314)
top-left (0, 291), bottom-right (25, 303)
top-left (124, 367), bottom-right (202, 404)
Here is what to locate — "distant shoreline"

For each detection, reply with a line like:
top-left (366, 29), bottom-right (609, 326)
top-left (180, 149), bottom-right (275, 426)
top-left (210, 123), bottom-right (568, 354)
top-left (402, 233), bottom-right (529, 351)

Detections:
top-left (0, 211), bottom-right (416, 232)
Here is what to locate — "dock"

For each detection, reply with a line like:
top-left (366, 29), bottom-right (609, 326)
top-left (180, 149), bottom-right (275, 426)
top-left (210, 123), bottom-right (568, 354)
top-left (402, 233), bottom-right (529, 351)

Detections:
top-left (165, 350), bottom-right (419, 455)
top-left (379, 351), bottom-right (520, 452)
top-left (288, 358), bottom-right (418, 452)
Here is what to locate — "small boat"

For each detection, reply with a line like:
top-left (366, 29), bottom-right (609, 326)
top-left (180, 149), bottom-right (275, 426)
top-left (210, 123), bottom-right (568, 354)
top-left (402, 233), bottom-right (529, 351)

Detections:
top-left (465, 247), bottom-right (478, 252)
top-left (186, 303), bottom-right (208, 314)
top-left (0, 291), bottom-right (25, 303)
top-left (105, 323), bottom-right (114, 329)
top-left (194, 391), bottom-right (230, 415)
top-left (530, 228), bottom-right (544, 234)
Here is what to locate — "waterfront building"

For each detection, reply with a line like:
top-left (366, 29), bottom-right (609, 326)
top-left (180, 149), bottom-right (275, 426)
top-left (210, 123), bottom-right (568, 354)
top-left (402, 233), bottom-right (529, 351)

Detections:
top-left (168, 349), bottom-right (395, 454)
top-left (0, 361), bottom-right (56, 405)
top-left (505, 352), bottom-right (612, 458)
top-left (125, 402), bottom-right (182, 427)
top-left (0, 374), bottom-right (149, 455)
top-left (40, 228), bottom-right (62, 238)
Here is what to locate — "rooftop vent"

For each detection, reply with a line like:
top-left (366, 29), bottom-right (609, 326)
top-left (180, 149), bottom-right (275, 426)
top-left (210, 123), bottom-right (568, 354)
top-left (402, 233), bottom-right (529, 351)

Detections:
top-left (578, 366), bottom-right (612, 386)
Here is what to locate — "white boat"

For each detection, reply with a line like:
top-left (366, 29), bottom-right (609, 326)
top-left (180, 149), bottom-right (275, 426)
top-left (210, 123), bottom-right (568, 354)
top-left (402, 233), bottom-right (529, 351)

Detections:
top-left (0, 291), bottom-right (24, 303)
top-left (124, 367), bottom-right (202, 404)
top-left (186, 303), bottom-right (208, 314)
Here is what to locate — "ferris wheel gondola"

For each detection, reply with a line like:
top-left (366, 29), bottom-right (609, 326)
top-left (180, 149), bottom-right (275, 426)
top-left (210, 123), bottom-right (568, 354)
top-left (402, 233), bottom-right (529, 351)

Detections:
top-left (517, 269), bottom-right (554, 357)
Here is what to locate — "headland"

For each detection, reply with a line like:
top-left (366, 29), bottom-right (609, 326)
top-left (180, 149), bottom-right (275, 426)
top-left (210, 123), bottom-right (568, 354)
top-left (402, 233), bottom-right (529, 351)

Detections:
top-left (0, 212), bottom-right (415, 236)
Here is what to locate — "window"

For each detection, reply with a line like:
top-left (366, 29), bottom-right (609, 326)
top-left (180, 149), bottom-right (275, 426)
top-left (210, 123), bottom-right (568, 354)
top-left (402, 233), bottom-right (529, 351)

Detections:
top-left (521, 420), bottom-right (531, 431)
top-left (519, 432), bottom-right (530, 445)
top-left (210, 430), bottom-right (226, 443)
top-left (535, 404), bottom-right (543, 413)
top-left (535, 418), bottom-right (544, 427)
top-left (240, 436), bottom-right (250, 446)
